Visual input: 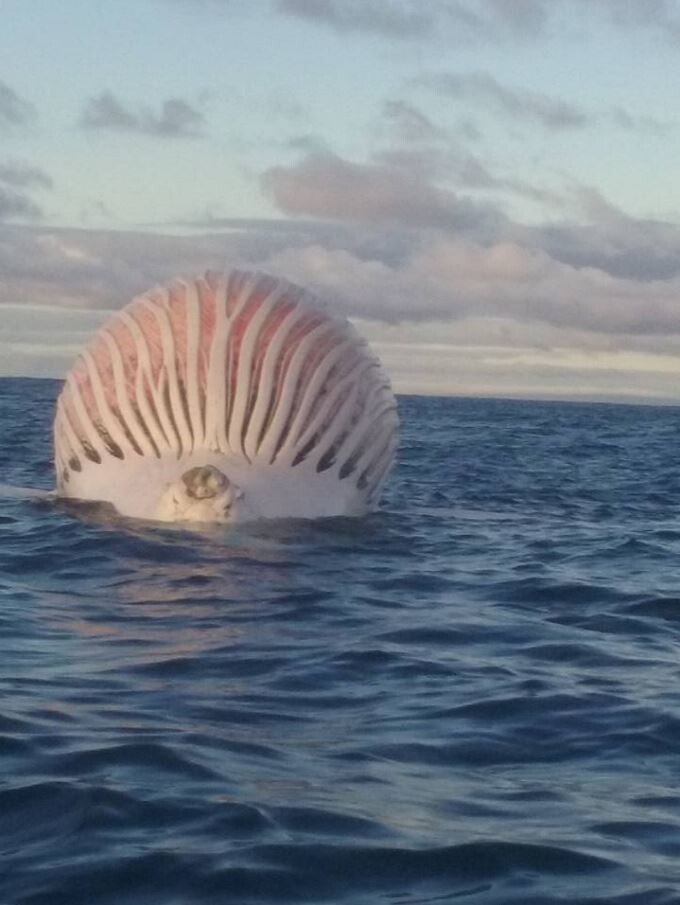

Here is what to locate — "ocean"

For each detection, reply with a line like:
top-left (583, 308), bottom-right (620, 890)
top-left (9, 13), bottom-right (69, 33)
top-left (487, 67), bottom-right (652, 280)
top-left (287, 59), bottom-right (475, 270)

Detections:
top-left (2, 376), bottom-right (680, 904)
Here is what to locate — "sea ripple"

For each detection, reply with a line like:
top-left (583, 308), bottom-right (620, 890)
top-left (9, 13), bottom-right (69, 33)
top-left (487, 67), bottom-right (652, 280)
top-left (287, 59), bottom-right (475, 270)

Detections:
top-left (3, 382), bottom-right (680, 903)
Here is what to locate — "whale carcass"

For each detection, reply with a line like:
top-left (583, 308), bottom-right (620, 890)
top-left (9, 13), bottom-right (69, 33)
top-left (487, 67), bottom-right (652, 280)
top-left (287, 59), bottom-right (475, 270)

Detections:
top-left (53, 271), bottom-right (399, 523)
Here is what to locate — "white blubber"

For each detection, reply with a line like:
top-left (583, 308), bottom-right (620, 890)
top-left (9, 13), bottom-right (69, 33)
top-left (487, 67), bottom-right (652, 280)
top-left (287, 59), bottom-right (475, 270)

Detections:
top-left (54, 271), bottom-right (399, 523)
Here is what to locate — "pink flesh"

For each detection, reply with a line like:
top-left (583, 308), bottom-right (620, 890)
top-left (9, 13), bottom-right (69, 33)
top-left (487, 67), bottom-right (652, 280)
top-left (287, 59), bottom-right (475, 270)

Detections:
top-left (61, 274), bottom-right (356, 461)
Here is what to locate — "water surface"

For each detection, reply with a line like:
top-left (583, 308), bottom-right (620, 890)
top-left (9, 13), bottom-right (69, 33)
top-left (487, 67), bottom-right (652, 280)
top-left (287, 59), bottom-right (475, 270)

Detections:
top-left (3, 378), bottom-right (680, 904)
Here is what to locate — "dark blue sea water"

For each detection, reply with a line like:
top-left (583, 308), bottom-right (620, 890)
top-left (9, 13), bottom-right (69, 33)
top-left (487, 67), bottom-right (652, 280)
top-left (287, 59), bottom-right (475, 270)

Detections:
top-left (3, 377), bottom-right (680, 904)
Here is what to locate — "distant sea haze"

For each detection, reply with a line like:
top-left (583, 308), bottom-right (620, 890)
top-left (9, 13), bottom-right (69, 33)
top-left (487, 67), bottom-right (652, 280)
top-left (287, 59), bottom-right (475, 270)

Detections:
top-left (2, 378), bottom-right (680, 904)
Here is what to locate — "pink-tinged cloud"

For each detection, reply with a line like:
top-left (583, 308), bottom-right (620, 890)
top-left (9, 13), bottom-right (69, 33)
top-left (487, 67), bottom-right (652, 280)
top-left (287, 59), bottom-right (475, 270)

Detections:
top-left (3, 206), bottom-right (680, 343)
top-left (264, 235), bottom-right (680, 335)
top-left (261, 151), bottom-right (502, 232)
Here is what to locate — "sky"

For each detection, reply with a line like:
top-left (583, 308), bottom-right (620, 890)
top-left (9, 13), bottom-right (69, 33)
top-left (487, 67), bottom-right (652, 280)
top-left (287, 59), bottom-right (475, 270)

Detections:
top-left (1, 0), bottom-right (680, 401)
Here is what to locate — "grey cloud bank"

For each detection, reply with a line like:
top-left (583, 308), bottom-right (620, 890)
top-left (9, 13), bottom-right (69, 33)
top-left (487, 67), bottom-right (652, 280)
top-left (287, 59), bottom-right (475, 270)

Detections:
top-left (3, 208), bottom-right (680, 400)
top-left (2, 202), bottom-right (680, 331)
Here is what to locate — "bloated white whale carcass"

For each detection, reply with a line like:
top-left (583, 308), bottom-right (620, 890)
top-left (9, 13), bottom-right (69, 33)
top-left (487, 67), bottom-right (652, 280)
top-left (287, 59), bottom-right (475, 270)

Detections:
top-left (53, 271), bottom-right (399, 523)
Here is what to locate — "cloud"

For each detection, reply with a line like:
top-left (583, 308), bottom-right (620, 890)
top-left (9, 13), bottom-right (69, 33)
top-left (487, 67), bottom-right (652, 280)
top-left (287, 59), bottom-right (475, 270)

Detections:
top-left (0, 219), bottom-right (346, 311)
top-left (278, 0), bottom-right (680, 47)
top-left (364, 321), bottom-right (680, 401)
top-left (594, 0), bottom-right (680, 42)
top-left (0, 161), bottom-right (53, 222)
top-left (487, 0), bottom-right (680, 48)
top-left (275, 0), bottom-right (433, 38)
top-left (80, 92), bottom-right (205, 138)
top-left (5, 215), bottom-right (678, 336)
top-left (372, 142), bottom-right (563, 209)
top-left (80, 92), bottom-right (138, 131)
top-left (610, 107), bottom-right (673, 135)
top-left (380, 100), bottom-right (446, 144)
top-left (0, 304), bottom-right (113, 378)
top-left (421, 71), bottom-right (591, 130)
top-left (482, 0), bottom-right (548, 36)
top-left (176, 0), bottom-right (680, 50)
top-left (2, 155), bottom-right (680, 352)
top-left (0, 188), bottom-right (43, 221)
top-left (264, 233), bottom-right (680, 341)
top-left (0, 162), bottom-right (53, 190)
top-left (275, 0), bottom-right (552, 41)
top-left (416, 70), bottom-right (674, 137)
top-left (167, 0), bottom-right (244, 8)
top-left (0, 81), bottom-right (34, 129)
top-left (261, 149), bottom-right (504, 232)
top-left (265, 137), bottom-right (563, 230)
top-left (4, 205), bottom-right (680, 399)
top-left (521, 188), bottom-right (680, 282)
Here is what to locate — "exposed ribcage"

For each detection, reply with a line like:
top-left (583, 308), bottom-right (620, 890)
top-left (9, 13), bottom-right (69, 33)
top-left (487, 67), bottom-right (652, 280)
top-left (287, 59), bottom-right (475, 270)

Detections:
top-left (54, 271), bottom-right (398, 499)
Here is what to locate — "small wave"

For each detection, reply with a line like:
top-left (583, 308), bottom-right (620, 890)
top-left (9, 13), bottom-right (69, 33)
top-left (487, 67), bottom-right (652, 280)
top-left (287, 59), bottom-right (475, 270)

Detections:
top-left (43, 742), bottom-right (220, 781)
